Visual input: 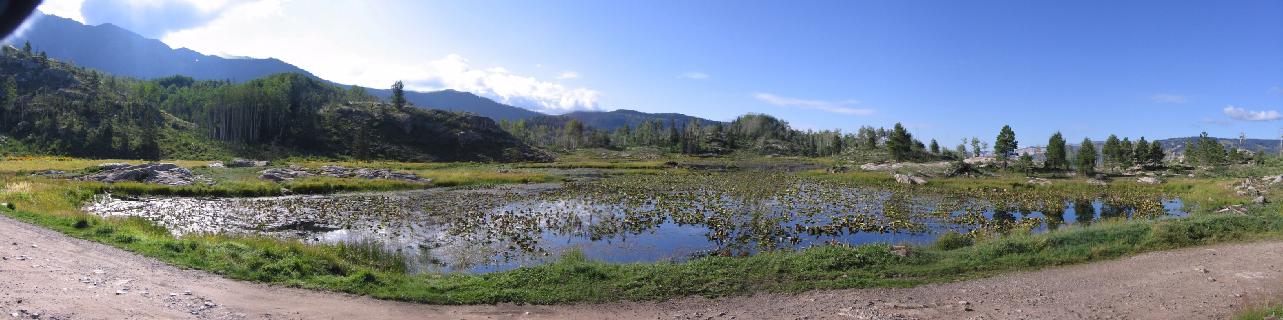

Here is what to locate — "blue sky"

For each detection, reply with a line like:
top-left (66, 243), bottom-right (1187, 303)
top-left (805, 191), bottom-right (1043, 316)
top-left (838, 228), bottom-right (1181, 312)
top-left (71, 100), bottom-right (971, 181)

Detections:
top-left (34, 0), bottom-right (1283, 146)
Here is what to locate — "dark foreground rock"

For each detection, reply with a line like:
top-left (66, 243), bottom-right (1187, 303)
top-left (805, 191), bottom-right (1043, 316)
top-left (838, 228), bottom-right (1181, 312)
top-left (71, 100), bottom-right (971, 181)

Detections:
top-left (78, 163), bottom-right (208, 186)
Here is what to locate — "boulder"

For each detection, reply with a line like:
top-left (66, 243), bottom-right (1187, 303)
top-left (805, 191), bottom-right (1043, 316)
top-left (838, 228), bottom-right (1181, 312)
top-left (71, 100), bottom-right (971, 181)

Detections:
top-left (206, 162), bottom-right (226, 168)
top-left (1137, 177), bottom-right (1162, 185)
top-left (79, 163), bottom-right (206, 186)
top-left (1026, 177), bottom-right (1051, 186)
top-left (226, 158), bottom-right (268, 168)
top-left (97, 163), bottom-right (131, 171)
top-left (894, 174), bottom-right (927, 185)
top-left (1255, 196), bottom-right (1268, 204)
top-left (1087, 178), bottom-right (1108, 186)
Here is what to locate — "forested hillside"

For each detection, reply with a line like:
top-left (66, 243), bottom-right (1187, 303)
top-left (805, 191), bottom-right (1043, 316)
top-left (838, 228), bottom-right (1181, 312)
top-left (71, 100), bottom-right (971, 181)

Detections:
top-left (0, 46), bottom-right (551, 162)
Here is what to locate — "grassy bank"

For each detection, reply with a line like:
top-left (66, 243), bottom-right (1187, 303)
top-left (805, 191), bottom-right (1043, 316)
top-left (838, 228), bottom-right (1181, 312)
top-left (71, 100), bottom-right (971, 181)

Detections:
top-left (3, 194), bottom-right (1279, 304)
top-left (1236, 303), bottom-right (1283, 320)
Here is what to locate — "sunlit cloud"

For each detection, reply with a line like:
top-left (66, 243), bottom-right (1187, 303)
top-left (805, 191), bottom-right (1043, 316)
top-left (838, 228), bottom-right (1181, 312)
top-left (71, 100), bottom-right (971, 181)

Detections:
top-left (406, 54), bottom-right (600, 113)
top-left (1223, 106), bottom-right (1281, 121)
top-left (753, 93), bottom-right (873, 116)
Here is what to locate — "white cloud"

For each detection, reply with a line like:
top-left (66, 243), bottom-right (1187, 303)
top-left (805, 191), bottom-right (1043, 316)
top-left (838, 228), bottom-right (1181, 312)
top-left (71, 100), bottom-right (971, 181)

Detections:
top-left (556, 71), bottom-right (579, 80)
top-left (1223, 106), bottom-right (1281, 121)
top-left (36, 0), bottom-right (86, 23)
top-left (753, 93), bottom-right (873, 116)
top-left (1150, 93), bottom-right (1187, 104)
top-left (407, 54), bottom-right (599, 113)
top-left (154, 1), bottom-right (600, 113)
top-left (679, 72), bottom-right (709, 80)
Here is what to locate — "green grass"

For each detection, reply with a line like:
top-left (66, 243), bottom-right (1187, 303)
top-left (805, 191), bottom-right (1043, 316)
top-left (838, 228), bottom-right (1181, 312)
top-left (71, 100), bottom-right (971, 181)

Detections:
top-left (4, 196), bottom-right (1281, 304)
top-left (1236, 303), bottom-right (1283, 320)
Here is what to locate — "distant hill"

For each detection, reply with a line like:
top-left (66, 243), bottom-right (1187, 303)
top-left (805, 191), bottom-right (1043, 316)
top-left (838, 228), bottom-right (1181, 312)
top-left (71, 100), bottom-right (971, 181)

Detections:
top-left (14, 12), bottom-right (727, 129)
top-left (1156, 137), bottom-right (1281, 155)
top-left (0, 48), bottom-right (550, 162)
top-left (558, 109), bottom-right (723, 130)
top-left (364, 88), bottom-right (542, 122)
top-left (11, 12), bottom-right (314, 82)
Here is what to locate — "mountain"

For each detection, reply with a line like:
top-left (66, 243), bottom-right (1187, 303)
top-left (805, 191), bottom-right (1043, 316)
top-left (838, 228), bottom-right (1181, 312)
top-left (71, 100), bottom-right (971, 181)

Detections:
top-left (14, 12), bottom-right (720, 129)
top-left (11, 12), bottom-right (314, 82)
top-left (365, 88), bottom-right (542, 122)
top-left (1156, 137), bottom-right (1281, 155)
top-left (557, 109), bottom-right (723, 130)
top-left (0, 48), bottom-right (551, 162)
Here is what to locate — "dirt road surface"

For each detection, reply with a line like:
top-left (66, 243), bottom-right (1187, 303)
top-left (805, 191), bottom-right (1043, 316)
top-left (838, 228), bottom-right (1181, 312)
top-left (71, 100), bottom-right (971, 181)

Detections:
top-left (2, 213), bottom-right (1281, 319)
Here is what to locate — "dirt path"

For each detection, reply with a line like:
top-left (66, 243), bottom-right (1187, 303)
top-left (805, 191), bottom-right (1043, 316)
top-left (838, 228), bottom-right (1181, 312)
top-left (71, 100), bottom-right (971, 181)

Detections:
top-left (2, 213), bottom-right (1281, 320)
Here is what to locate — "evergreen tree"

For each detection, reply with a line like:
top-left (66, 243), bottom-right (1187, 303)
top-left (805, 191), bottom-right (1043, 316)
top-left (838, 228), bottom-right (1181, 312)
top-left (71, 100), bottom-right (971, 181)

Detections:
top-left (1045, 132), bottom-right (1067, 170)
top-left (1119, 137), bottom-right (1134, 168)
top-left (886, 123), bottom-right (913, 161)
top-left (1076, 138), bottom-right (1097, 176)
top-left (929, 139), bottom-right (940, 155)
top-left (1102, 134), bottom-right (1121, 170)
top-left (1133, 137), bottom-right (1151, 166)
top-left (994, 125), bottom-right (1017, 166)
top-left (390, 80), bottom-right (406, 109)
top-left (21, 41), bottom-right (29, 54)
top-left (1148, 140), bottom-right (1164, 165)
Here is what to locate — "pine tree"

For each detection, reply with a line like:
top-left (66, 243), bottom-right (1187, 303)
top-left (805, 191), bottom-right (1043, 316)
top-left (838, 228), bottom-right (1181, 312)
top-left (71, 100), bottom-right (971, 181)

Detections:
top-left (970, 137), bottom-right (982, 157)
top-left (1134, 137), bottom-right (1151, 166)
top-left (22, 41), bottom-right (30, 54)
top-left (929, 139), bottom-right (940, 155)
top-left (1119, 137), bottom-right (1134, 168)
top-left (390, 81), bottom-right (406, 109)
top-left (1102, 135), bottom-right (1121, 170)
top-left (1045, 132), bottom-right (1067, 170)
top-left (1076, 138), bottom-right (1097, 176)
top-left (1148, 140), bottom-right (1164, 165)
top-left (994, 125), bottom-right (1018, 166)
top-left (887, 123), bottom-right (913, 161)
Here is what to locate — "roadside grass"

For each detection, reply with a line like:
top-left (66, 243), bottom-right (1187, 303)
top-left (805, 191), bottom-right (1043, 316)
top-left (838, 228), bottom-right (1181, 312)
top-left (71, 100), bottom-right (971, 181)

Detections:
top-left (2, 187), bottom-right (1279, 304)
top-left (1235, 303), bottom-right (1283, 320)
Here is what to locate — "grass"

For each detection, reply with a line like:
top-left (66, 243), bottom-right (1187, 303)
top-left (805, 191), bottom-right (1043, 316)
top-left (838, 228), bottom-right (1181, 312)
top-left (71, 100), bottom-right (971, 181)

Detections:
top-left (4, 187), bottom-right (1281, 304)
top-left (1236, 303), bottom-right (1283, 320)
top-left (2, 155), bottom-right (1280, 305)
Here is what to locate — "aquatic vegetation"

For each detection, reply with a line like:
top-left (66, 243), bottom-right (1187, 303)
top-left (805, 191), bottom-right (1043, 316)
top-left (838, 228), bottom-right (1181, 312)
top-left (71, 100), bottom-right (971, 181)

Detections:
top-left (84, 171), bottom-right (1184, 272)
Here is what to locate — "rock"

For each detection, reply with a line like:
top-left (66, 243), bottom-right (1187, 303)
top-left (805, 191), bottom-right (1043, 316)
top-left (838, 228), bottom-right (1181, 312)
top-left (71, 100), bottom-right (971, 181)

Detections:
top-left (1021, 178), bottom-right (1052, 186)
top-left (226, 158), bottom-right (268, 168)
top-left (260, 166), bottom-right (431, 183)
top-left (78, 163), bottom-right (208, 186)
top-left (894, 174), bottom-right (923, 185)
top-left (1087, 178), bottom-right (1108, 186)
top-left (1137, 177), bottom-right (1162, 185)
top-left (97, 163), bottom-right (131, 171)
top-left (30, 169), bottom-right (66, 176)
top-left (1255, 196), bottom-right (1267, 204)
top-left (861, 163), bottom-right (890, 171)
top-left (206, 162), bottom-right (225, 168)
top-left (891, 245), bottom-right (912, 257)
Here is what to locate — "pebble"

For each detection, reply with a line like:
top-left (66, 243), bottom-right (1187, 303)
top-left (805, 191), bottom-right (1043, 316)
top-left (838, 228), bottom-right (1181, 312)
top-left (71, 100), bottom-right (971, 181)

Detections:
top-left (116, 289), bottom-right (128, 295)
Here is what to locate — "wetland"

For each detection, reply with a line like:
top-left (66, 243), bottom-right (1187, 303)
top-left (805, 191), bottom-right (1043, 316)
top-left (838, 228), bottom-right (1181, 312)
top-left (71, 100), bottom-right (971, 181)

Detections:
top-left (83, 171), bottom-right (1186, 273)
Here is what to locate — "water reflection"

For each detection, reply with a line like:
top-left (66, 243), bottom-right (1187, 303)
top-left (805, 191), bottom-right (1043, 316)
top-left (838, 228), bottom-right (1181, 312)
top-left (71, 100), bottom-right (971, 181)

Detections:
top-left (84, 175), bottom-right (1186, 273)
